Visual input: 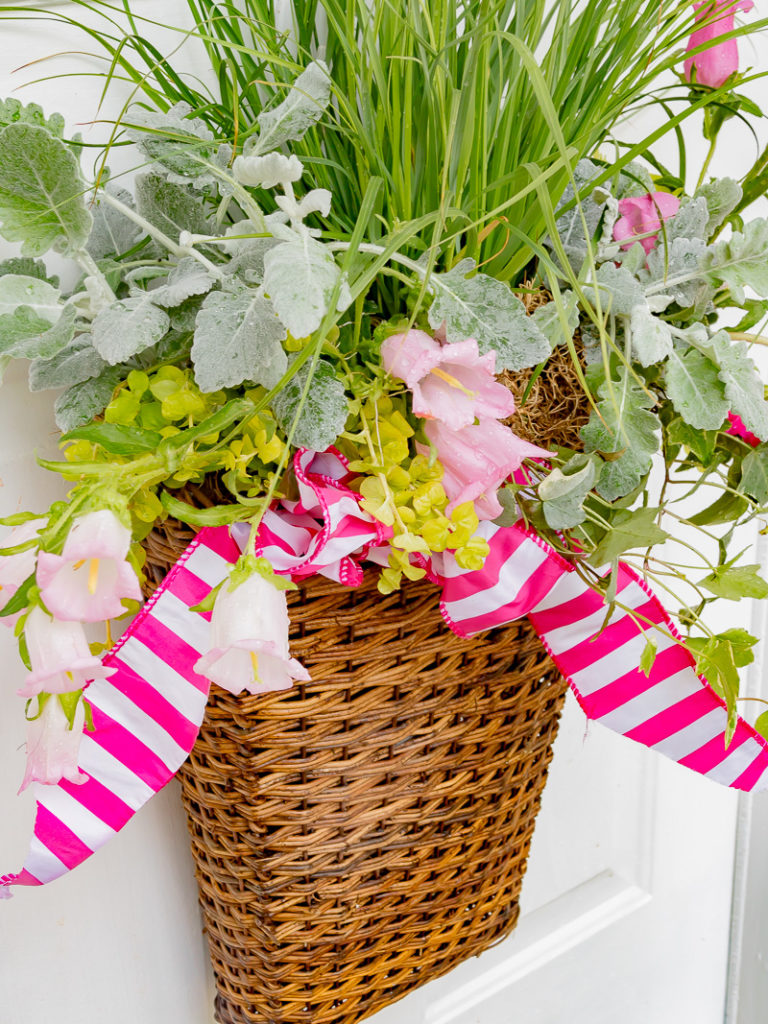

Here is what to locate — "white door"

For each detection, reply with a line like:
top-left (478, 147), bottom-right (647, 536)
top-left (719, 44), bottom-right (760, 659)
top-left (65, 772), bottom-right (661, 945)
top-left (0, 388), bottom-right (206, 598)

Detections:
top-left (0, 5), bottom-right (760, 1024)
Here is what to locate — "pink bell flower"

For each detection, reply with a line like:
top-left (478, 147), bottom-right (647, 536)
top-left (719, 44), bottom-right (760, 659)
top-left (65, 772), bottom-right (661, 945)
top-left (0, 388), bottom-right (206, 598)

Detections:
top-left (17, 606), bottom-right (115, 698)
top-left (726, 411), bottom-right (761, 447)
top-left (36, 510), bottom-right (142, 622)
top-left (0, 519), bottom-right (44, 627)
top-left (194, 571), bottom-right (311, 696)
top-left (19, 693), bottom-right (88, 792)
top-left (381, 330), bottom-right (515, 430)
top-left (613, 193), bottom-right (681, 254)
top-left (423, 418), bottom-right (550, 520)
top-left (684, 0), bottom-right (754, 89)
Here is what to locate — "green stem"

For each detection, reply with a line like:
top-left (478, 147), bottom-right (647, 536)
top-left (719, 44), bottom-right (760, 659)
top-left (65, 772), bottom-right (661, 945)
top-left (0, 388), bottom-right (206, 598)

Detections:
top-left (696, 135), bottom-right (718, 192)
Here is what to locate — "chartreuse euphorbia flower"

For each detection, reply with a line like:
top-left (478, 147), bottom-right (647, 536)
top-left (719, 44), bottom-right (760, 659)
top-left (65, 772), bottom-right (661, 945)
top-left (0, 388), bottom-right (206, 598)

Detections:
top-left (19, 693), bottom-right (88, 792)
top-left (0, 519), bottom-right (44, 627)
top-left (36, 510), bottom-right (142, 622)
top-left (195, 571), bottom-right (310, 696)
top-left (17, 607), bottom-right (115, 698)
top-left (382, 329), bottom-right (515, 430)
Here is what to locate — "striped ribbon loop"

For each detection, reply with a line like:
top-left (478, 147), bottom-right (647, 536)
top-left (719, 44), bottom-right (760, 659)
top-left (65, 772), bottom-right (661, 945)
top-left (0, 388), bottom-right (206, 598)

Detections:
top-left (3, 449), bottom-right (767, 894)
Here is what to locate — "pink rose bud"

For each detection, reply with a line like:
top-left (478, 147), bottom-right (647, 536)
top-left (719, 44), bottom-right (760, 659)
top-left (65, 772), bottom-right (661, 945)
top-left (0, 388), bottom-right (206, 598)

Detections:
top-left (37, 509), bottom-right (142, 622)
top-left (17, 607), bottom-right (115, 698)
top-left (194, 571), bottom-right (311, 696)
top-left (0, 519), bottom-right (44, 628)
top-left (422, 418), bottom-right (550, 521)
top-left (381, 329), bottom-right (515, 430)
top-left (613, 193), bottom-right (681, 254)
top-left (685, 0), bottom-right (755, 89)
top-left (19, 693), bottom-right (88, 792)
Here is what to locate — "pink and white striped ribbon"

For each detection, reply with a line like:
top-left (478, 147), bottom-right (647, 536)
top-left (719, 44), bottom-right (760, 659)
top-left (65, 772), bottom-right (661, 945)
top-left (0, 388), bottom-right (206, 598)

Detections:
top-left (3, 450), bottom-right (767, 894)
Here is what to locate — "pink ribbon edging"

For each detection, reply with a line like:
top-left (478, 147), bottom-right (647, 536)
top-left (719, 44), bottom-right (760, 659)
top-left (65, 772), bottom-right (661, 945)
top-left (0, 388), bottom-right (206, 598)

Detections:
top-left (3, 449), bottom-right (767, 895)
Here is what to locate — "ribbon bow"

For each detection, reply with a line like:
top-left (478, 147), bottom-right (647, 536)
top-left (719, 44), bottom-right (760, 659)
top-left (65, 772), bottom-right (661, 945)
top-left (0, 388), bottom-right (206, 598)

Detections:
top-left (3, 450), bottom-right (767, 894)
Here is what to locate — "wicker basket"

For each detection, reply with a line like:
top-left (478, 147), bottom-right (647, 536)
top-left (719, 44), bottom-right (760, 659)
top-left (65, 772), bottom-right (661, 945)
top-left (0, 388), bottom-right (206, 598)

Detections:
top-left (144, 522), bottom-right (567, 1024)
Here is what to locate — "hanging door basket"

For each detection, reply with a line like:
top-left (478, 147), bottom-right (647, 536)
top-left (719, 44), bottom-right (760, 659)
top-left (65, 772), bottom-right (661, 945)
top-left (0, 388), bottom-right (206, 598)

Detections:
top-left (145, 524), bottom-right (566, 1024)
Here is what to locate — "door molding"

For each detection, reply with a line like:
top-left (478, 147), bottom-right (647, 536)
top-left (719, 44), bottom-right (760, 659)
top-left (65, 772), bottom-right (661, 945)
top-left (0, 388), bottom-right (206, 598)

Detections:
top-left (726, 530), bottom-right (768, 1022)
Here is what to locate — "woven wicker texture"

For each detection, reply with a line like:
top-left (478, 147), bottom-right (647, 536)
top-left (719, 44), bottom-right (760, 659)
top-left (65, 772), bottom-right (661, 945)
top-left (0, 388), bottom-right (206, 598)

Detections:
top-left (144, 522), bottom-right (567, 1024)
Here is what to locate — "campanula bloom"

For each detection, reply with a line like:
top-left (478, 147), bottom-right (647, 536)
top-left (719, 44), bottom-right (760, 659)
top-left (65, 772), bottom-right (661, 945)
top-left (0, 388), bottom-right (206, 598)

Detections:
top-left (194, 571), bottom-right (311, 695)
top-left (423, 418), bottom-right (550, 520)
top-left (17, 607), bottom-right (115, 698)
top-left (613, 193), bottom-right (681, 254)
top-left (381, 330), bottom-right (515, 430)
top-left (0, 519), bottom-right (43, 627)
top-left (36, 510), bottom-right (142, 622)
top-left (684, 0), bottom-right (755, 89)
top-left (19, 694), bottom-right (88, 792)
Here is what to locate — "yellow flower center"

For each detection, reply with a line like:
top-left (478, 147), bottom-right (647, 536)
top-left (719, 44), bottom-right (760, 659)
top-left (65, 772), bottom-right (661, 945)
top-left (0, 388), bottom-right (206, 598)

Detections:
top-left (88, 558), bottom-right (100, 595)
top-left (250, 650), bottom-right (260, 682)
top-left (429, 366), bottom-right (475, 397)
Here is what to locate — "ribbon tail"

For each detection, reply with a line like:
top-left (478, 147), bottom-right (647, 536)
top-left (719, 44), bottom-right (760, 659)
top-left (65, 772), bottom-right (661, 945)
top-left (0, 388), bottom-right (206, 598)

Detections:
top-left (433, 521), bottom-right (768, 793)
top-left (0, 527), bottom-right (239, 895)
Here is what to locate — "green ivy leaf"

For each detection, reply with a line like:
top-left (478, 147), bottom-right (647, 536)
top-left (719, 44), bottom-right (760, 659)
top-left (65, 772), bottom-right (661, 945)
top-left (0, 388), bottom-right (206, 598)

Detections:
top-left (427, 258), bottom-right (550, 371)
top-left (689, 490), bottom-right (749, 527)
top-left (732, 299), bottom-right (768, 333)
top-left (666, 417), bottom-right (719, 466)
top-left (272, 356), bottom-right (348, 451)
top-left (192, 288), bottom-right (287, 391)
top-left (665, 347), bottom-right (728, 431)
top-left (581, 370), bottom-right (661, 501)
top-left (701, 564), bottom-right (768, 601)
top-left (688, 630), bottom-right (758, 745)
top-left (741, 446), bottom-right (768, 504)
top-left (640, 638), bottom-right (657, 677)
top-left (590, 506), bottom-right (669, 565)
top-left (0, 123), bottom-right (91, 256)
top-left (539, 454), bottom-right (601, 530)
top-left (754, 710), bottom-right (768, 742)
